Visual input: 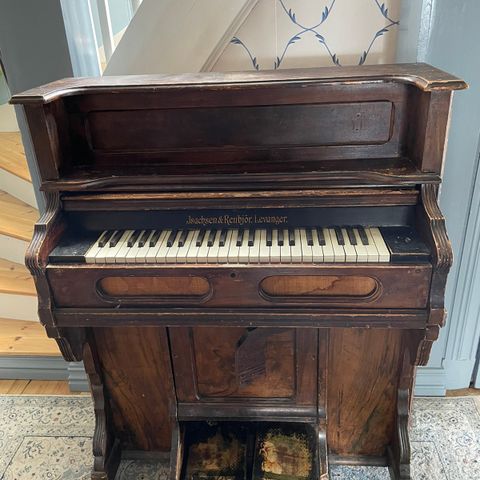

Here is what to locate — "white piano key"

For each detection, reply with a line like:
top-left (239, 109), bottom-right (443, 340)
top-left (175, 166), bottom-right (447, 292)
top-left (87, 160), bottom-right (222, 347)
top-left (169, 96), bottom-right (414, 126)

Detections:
top-left (269, 229), bottom-right (281, 263)
top-left (299, 229), bottom-right (313, 263)
top-left (125, 230), bottom-right (145, 264)
top-left (176, 230), bottom-right (195, 263)
top-left (328, 228), bottom-right (345, 263)
top-left (280, 229), bottom-right (291, 263)
top-left (166, 231), bottom-right (183, 264)
top-left (207, 230), bottom-right (222, 264)
top-left (341, 228), bottom-right (357, 263)
top-left (259, 229), bottom-right (270, 264)
top-left (364, 228), bottom-right (380, 263)
top-left (114, 230), bottom-right (134, 263)
top-left (155, 229), bottom-right (173, 263)
top-left (290, 229), bottom-right (303, 263)
top-left (248, 229), bottom-right (261, 263)
top-left (227, 229), bottom-right (240, 263)
top-left (145, 230), bottom-right (168, 263)
top-left (217, 230), bottom-right (233, 263)
top-left (321, 228), bottom-right (335, 262)
top-left (311, 229), bottom-right (324, 263)
top-left (85, 231), bottom-right (109, 264)
top-left (352, 228), bottom-right (369, 263)
top-left (369, 227), bottom-right (390, 262)
top-left (103, 231), bottom-right (131, 264)
top-left (185, 230), bottom-right (201, 264)
top-left (238, 229), bottom-right (250, 263)
top-left (135, 231), bottom-right (155, 263)
top-left (196, 229), bottom-right (211, 263)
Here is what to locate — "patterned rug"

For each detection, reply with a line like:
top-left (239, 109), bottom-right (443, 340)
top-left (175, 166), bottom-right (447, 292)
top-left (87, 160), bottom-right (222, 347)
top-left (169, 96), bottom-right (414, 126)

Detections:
top-left (0, 396), bottom-right (478, 479)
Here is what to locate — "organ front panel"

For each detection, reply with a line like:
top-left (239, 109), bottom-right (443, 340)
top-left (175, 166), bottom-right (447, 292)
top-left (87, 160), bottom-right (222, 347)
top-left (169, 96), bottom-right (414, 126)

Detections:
top-left (11, 63), bottom-right (466, 480)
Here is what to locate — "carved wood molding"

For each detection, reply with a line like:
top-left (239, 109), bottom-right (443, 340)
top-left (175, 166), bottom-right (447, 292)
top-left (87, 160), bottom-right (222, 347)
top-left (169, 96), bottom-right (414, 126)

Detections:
top-left (83, 341), bottom-right (120, 479)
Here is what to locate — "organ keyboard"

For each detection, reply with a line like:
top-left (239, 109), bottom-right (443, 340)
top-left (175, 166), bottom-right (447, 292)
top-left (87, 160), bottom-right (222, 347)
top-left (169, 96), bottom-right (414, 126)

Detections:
top-left (12, 64), bottom-right (465, 480)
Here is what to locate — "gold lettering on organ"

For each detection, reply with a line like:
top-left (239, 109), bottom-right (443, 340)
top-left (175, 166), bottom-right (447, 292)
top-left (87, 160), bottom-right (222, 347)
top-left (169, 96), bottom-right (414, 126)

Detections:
top-left (186, 214), bottom-right (288, 227)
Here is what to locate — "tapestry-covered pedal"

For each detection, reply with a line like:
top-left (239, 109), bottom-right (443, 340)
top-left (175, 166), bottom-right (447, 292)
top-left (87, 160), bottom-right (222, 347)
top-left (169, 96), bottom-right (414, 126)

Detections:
top-left (180, 422), bottom-right (317, 480)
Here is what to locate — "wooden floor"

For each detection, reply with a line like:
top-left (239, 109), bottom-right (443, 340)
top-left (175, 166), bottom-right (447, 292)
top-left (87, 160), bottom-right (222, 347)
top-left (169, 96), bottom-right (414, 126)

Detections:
top-left (0, 379), bottom-right (89, 395)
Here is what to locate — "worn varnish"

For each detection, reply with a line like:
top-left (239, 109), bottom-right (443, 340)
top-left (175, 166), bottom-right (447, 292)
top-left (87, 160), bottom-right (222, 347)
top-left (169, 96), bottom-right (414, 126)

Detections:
top-left (12, 64), bottom-right (465, 480)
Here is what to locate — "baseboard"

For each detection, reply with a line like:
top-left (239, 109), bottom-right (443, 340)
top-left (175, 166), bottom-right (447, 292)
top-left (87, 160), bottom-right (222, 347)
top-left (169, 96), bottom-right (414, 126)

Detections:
top-left (0, 355), bottom-right (68, 380)
top-left (415, 367), bottom-right (447, 396)
top-left (68, 361), bottom-right (89, 392)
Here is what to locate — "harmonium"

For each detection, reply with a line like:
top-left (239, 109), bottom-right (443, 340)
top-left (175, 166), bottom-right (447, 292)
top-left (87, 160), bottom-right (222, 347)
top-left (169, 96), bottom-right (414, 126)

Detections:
top-left (11, 63), bottom-right (466, 480)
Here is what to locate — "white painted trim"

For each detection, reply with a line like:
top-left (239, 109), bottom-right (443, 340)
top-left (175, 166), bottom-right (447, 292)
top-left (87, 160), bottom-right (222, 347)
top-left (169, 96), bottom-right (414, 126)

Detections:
top-left (414, 367), bottom-right (446, 396)
top-left (0, 356), bottom-right (68, 380)
top-left (68, 362), bottom-right (89, 392)
top-left (0, 293), bottom-right (38, 321)
top-left (201, 0), bottom-right (260, 72)
top-left (0, 168), bottom-right (36, 207)
top-left (0, 234), bottom-right (28, 264)
top-left (104, 0), bottom-right (259, 75)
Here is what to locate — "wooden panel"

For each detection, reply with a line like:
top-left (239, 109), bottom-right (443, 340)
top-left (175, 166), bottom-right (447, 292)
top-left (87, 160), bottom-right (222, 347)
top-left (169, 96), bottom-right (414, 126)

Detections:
top-left (93, 326), bottom-right (175, 451)
top-left (170, 327), bottom-right (317, 405)
top-left (327, 328), bottom-right (403, 456)
top-left (99, 276), bottom-right (210, 297)
top-left (261, 275), bottom-right (377, 298)
top-left (87, 102), bottom-right (393, 152)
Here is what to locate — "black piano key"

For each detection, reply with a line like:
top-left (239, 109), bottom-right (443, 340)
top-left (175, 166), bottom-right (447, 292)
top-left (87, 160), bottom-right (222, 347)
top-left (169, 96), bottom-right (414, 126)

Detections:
top-left (248, 229), bottom-right (255, 246)
top-left (166, 230), bottom-right (178, 247)
top-left (306, 228), bottom-right (314, 246)
top-left (149, 230), bottom-right (162, 247)
top-left (357, 226), bottom-right (369, 245)
top-left (236, 229), bottom-right (244, 247)
top-left (219, 229), bottom-right (227, 247)
top-left (127, 230), bottom-right (141, 247)
top-left (266, 229), bottom-right (273, 247)
top-left (334, 227), bottom-right (345, 245)
top-left (316, 228), bottom-right (326, 246)
top-left (98, 230), bottom-right (113, 248)
top-left (288, 229), bottom-right (295, 246)
top-left (207, 229), bottom-right (217, 247)
top-left (138, 230), bottom-right (150, 247)
top-left (109, 230), bottom-right (123, 247)
top-left (346, 227), bottom-right (357, 245)
top-left (278, 229), bottom-right (284, 246)
top-left (196, 230), bottom-right (206, 247)
top-left (178, 230), bottom-right (188, 247)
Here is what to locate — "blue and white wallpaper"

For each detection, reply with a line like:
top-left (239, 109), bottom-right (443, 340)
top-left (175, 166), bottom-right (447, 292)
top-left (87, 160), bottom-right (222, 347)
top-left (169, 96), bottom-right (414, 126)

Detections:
top-left (213, 0), bottom-right (400, 71)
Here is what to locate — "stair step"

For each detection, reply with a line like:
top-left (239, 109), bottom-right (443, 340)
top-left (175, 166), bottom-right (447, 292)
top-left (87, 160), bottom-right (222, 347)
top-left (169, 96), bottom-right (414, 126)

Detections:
top-left (0, 132), bottom-right (31, 182)
top-left (0, 318), bottom-right (60, 356)
top-left (0, 258), bottom-right (36, 296)
top-left (0, 190), bottom-right (38, 242)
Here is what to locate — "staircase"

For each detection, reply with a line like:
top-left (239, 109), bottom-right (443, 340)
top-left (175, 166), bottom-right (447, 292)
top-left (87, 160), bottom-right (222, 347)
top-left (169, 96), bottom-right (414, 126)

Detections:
top-left (0, 132), bottom-right (60, 361)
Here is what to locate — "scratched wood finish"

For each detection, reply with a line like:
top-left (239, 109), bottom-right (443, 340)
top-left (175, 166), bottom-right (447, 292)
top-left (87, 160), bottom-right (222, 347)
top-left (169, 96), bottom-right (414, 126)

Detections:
top-left (99, 276), bottom-right (210, 297)
top-left (14, 65), bottom-right (464, 480)
top-left (327, 328), bottom-right (404, 456)
top-left (261, 275), bottom-right (377, 297)
top-left (47, 264), bottom-right (432, 309)
top-left (93, 327), bottom-right (175, 451)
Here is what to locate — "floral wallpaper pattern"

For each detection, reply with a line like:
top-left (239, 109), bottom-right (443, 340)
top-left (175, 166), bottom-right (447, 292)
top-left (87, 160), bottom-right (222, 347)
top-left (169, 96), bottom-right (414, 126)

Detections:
top-left (213, 0), bottom-right (400, 72)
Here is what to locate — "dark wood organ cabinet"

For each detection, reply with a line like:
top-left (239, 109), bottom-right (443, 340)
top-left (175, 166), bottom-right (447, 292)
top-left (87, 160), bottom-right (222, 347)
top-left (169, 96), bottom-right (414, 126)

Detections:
top-left (12, 64), bottom-right (466, 480)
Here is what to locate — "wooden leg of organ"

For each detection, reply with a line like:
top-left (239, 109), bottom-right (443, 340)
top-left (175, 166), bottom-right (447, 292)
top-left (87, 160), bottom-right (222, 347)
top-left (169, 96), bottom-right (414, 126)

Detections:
top-left (83, 340), bottom-right (121, 480)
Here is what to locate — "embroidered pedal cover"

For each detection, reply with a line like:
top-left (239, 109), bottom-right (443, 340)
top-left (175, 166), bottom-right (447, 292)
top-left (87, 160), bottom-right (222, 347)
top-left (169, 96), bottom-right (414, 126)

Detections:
top-left (253, 424), bottom-right (316, 480)
top-left (182, 422), bottom-right (247, 480)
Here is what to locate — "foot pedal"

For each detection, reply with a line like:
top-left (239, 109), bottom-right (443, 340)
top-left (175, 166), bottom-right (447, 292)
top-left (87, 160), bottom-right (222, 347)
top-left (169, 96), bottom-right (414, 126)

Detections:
top-left (180, 422), bottom-right (317, 480)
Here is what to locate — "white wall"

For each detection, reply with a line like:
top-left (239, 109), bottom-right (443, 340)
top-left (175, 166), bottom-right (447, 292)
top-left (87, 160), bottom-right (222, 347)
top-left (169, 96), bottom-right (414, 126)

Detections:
top-left (213, 0), bottom-right (400, 71)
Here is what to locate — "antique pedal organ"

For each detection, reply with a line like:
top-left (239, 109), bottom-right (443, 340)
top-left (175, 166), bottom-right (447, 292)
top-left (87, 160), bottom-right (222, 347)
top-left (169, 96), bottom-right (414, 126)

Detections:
top-left (12, 63), bottom-right (465, 480)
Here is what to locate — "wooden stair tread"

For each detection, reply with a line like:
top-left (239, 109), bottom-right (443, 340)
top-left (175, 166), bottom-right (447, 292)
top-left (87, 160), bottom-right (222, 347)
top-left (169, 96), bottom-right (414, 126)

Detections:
top-left (0, 132), bottom-right (31, 182)
top-left (0, 258), bottom-right (36, 296)
top-left (0, 319), bottom-right (60, 356)
top-left (0, 190), bottom-right (38, 241)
